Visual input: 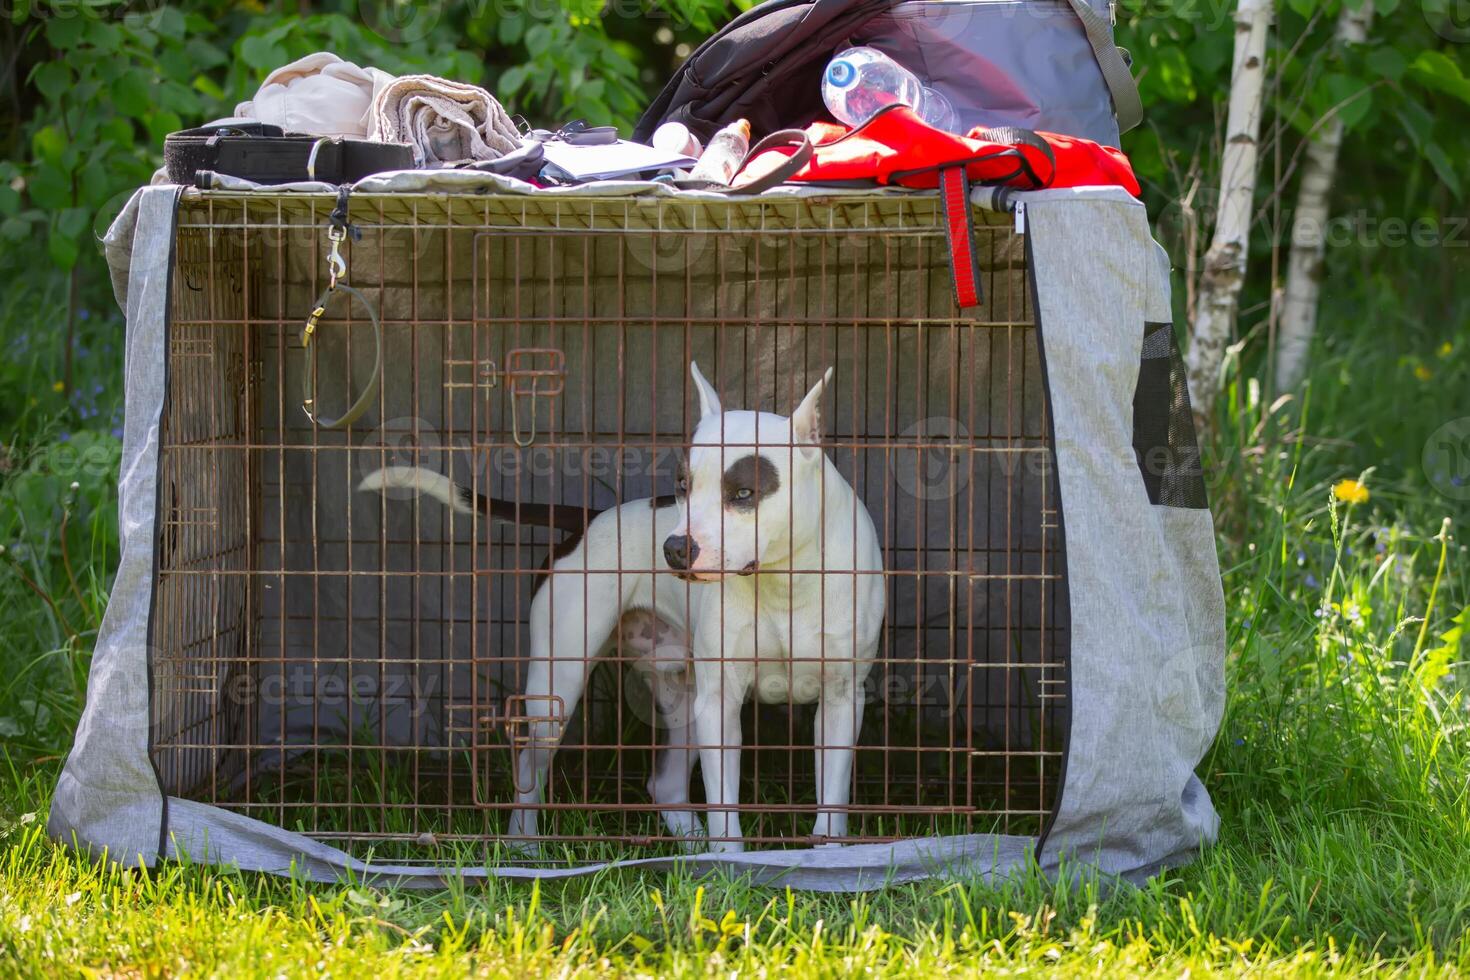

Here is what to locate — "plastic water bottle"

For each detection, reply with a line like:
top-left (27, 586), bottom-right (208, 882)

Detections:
top-left (821, 47), bottom-right (958, 133)
top-left (688, 118), bottom-right (751, 185)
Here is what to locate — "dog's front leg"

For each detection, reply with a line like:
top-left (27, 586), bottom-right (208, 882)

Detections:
top-left (692, 654), bottom-right (748, 852)
top-left (811, 677), bottom-right (866, 842)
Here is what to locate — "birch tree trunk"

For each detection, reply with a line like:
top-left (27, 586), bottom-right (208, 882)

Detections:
top-left (1185, 0), bottom-right (1273, 433)
top-left (1274, 0), bottom-right (1374, 392)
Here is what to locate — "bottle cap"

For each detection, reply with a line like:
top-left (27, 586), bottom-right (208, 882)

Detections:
top-left (652, 121), bottom-right (702, 157)
top-left (826, 60), bottom-right (857, 88)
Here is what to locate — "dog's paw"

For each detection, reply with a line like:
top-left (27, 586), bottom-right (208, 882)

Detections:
top-left (504, 809), bottom-right (543, 856)
top-left (499, 836), bottom-right (543, 860)
top-left (661, 826), bottom-right (707, 855)
top-left (660, 810), bottom-right (706, 841)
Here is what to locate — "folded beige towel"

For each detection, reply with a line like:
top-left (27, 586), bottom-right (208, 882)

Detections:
top-left (368, 75), bottom-right (521, 167)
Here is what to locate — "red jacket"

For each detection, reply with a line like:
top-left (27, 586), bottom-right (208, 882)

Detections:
top-left (740, 104), bottom-right (1139, 195)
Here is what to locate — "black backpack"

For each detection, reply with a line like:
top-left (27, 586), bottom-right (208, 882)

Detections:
top-left (634, 0), bottom-right (1142, 149)
top-left (633, 0), bottom-right (898, 144)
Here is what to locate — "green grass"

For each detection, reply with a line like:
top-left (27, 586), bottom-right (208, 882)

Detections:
top-left (1, 246), bottom-right (1468, 976)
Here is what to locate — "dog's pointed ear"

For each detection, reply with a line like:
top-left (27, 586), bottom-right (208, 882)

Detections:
top-left (689, 361), bottom-right (722, 421)
top-left (790, 367), bottom-right (833, 456)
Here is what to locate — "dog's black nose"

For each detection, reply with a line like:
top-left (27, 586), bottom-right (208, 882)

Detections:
top-left (663, 535), bottom-right (699, 571)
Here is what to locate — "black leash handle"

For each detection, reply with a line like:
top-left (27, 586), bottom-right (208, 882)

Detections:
top-left (727, 129), bottom-right (815, 194)
top-left (671, 128), bottom-right (815, 194)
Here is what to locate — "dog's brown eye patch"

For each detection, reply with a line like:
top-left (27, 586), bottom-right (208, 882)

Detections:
top-left (722, 454), bottom-right (779, 511)
top-left (675, 459), bottom-right (690, 497)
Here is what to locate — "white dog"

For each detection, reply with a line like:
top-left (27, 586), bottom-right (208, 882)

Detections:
top-left (360, 362), bottom-right (885, 852)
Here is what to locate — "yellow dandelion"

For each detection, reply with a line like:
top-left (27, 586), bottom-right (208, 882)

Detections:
top-left (1414, 364), bottom-right (1433, 382)
top-left (1333, 479), bottom-right (1370, 505)
top-left (51, 380), bottom-right (65, 393)
top-left (1440, 341), bottom-right (1454, 358)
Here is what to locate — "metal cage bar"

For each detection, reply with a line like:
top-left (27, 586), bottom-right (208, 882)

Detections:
top-left (149, 191), bottom-right (1069, 864)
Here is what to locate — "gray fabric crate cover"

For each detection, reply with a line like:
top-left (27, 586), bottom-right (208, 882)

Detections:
top-left (49, 176), bottom-right (1224, 890)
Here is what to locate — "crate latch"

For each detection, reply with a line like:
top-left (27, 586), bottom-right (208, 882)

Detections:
top-left (491, 347), bottom-right (565, 448)
top-left (502, 693), bottom-right (566, 794)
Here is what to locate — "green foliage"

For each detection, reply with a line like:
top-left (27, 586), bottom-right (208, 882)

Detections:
top-left (7, 4), bottom-right (215, 269)
top-left (0, 432), bottom-right (115, 752)
top-left (1120, 0), bottom-right (1470, 246)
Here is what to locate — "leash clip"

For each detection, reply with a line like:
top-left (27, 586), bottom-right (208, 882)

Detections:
top-left (324, 184), bottom-right (354, 290)
top-left (326, 224), bottom-right (348, 290)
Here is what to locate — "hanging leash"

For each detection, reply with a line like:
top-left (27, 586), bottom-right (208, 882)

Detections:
top-left (300, 186), bottom-right (383, 429)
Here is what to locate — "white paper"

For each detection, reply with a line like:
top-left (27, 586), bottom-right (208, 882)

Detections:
top-left (540, 139), bottom-right (697, 181)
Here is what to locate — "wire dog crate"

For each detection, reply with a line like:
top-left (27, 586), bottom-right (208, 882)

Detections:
top-left (148, 191), bottom-right (1069, 863)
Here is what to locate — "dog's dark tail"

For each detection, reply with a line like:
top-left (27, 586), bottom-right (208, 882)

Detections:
top-left (357, 465), bottom-right (595, 534)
